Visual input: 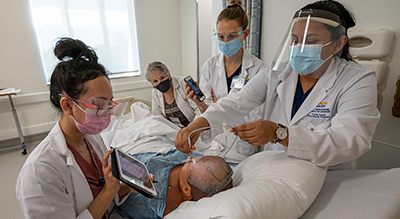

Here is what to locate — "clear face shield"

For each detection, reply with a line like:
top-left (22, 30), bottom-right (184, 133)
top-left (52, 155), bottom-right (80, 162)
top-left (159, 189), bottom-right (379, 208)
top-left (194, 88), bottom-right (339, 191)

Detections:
top-left (270, 9), bottom-right (346, 77)
top-left (99, 100), bottom-right (129, 149)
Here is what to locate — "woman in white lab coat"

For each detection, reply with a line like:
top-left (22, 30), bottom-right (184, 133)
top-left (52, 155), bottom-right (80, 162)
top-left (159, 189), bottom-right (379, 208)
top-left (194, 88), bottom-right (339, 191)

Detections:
top-left (16, 38), bottom-right (133, 219)
top-left (177, 0), bottom-right (381, 169)
top-left (147, 61), bottom-right (201, 128)
top-left (186, 0), bottom-right (268, 161)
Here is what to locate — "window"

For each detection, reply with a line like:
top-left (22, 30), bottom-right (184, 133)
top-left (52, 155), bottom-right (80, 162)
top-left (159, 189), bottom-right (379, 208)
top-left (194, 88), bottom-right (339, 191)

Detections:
top-left (29, 0), bottom-right (141, 84)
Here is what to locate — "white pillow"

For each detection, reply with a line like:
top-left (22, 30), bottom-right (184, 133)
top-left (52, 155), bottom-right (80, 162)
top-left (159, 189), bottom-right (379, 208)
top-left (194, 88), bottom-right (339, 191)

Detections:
top-left (165, 151), bottom-right (327, 219)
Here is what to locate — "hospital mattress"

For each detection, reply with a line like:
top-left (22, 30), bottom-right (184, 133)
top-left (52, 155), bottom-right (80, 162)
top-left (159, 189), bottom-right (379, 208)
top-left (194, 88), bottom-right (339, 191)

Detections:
top-left (300, 167), bottom-right (400, 219)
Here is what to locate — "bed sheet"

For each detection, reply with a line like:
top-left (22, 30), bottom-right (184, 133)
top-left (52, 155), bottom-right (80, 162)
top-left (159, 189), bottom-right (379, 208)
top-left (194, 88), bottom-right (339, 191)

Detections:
top-left (300, 168), bottom-right (400, 219)
top-left (102, 101), bottom-right (254, 163)
top-left (101, 106), bottom-right (327, 219)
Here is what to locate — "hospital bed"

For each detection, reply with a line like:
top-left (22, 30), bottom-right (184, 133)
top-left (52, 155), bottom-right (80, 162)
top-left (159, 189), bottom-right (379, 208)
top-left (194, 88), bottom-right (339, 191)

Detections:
top-left (104, 101), bottom-right (400, 219)
top-left (300, 167), bottom-right (400, 219)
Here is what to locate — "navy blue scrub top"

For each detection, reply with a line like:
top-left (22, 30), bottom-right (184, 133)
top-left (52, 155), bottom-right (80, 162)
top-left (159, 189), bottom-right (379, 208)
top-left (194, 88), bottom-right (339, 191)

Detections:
top-left (226, 64), bottom-right (242, 93)
top-left (291, 76), bottom-right (315, 119)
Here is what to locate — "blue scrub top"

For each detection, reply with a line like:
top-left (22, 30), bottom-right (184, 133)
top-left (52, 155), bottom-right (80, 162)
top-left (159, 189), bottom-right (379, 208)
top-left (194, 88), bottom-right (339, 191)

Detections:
top-left (291, 76), bottom-right (315, 119)
top-left (226, 64), bottom-right (242, 93)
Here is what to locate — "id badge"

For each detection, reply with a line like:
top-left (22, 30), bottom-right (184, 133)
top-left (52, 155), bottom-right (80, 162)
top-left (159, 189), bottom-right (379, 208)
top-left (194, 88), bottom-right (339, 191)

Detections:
top-left (231, 77), bottom-right (246, 89)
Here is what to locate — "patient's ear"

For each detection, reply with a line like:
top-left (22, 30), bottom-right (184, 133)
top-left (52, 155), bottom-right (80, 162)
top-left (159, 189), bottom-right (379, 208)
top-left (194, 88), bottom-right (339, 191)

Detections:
top-left (180, 180), bottom-right (192, 201)
top-left (179, 163), bottom-right (193, 201)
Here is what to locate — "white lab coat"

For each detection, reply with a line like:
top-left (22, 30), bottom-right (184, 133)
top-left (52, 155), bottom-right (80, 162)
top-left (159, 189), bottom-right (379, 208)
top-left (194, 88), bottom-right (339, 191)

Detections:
top-left (199, 49), bottom-right (268, 160)
top-left (151, 76), bottom-right (201, 127)
top-left (15, 122), bottom-right (127, 219)
top-left (201, 56), bottom-right (380, 168)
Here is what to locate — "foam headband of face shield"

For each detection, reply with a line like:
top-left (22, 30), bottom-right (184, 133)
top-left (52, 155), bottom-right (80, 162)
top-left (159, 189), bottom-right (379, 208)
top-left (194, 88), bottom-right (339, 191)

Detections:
top-left (292, 9), bottom-right (341, 28)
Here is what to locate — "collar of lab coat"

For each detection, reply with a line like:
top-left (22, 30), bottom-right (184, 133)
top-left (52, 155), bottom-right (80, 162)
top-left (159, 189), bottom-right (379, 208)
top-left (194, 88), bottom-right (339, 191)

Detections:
top-left (278, 56), bottom-right (339, 125)
top-left (50, 122), bottom-right (103, 166)
top-left (215, 49), bottom-right (254, 77)
top-left (49, 122), bottom-right (98, 212)
top-left (214, 49), bottom-right (254, 96)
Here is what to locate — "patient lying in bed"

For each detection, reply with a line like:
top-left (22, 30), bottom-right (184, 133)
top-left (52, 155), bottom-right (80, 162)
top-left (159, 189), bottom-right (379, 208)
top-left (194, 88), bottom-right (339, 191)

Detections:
top-left (114, 149), bottom-right (233, 219)
top-left (101, 104), bottom-right (327, 219)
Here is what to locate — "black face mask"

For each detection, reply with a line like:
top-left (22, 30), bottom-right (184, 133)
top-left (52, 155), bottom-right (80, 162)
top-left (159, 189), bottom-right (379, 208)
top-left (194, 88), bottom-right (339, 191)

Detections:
top-left (155, 79), bottom-right (171, 93)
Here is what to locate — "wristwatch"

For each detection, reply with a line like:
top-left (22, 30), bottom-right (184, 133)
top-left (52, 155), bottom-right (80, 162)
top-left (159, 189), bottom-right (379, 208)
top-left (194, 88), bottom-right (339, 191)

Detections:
top-left (273, 123), bottom-right (287, 144)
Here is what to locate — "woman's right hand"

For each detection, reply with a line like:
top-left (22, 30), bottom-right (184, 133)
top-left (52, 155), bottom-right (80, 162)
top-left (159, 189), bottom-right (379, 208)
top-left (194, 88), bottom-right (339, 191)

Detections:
top-left (185, 82), bottom-right (201, 104)
top-left (88, 149), bottom-right (121, 219)
top-left (175, 117), bottom-right (209, 154)
top-left (186, 82), bottom-right (209, 113)
top-left (102, 149), bottom-right (121, 195)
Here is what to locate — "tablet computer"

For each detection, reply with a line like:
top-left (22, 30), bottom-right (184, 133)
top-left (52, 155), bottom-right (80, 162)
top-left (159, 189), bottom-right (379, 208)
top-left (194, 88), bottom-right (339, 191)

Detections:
top-left (111, 147), bottom-right (157, 198)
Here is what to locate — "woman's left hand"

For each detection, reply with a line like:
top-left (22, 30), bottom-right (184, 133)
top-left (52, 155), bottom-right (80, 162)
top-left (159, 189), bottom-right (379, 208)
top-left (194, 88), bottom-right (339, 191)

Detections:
top-left (230, 120), bottom-right (277, 146)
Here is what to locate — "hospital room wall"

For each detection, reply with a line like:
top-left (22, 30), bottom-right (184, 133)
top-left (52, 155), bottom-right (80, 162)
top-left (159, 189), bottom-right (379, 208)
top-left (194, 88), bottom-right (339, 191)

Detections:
top-left (0, 0), bottom-right (195, 143)
top-left (260, 0), bottom-right (400, 169)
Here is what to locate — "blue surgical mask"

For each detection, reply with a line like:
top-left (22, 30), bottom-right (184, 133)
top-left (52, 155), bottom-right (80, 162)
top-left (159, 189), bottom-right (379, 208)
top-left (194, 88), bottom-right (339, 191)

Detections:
top-left (218, 37), bottom-right (242, 57)
top-left (289, 41), bottom-right (333, 75)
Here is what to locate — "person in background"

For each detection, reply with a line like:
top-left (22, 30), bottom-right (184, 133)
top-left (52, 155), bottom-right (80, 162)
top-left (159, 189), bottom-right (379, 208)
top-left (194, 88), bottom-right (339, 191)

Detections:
top-left (186, 0), bottom-right (268, 162)
top-left (177, 0), bottom-right (380, 170)
top-left (115, 150), bottom-right (233, 218)
top-left (147, 61), bottom-right (200, 128)
top-left (16, 37), bottom-right (136, 219)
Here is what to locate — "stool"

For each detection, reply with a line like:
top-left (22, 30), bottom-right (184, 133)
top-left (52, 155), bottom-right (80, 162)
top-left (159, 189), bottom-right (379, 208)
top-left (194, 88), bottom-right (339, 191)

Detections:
top-left (0, 88), bottom-right (27, 155)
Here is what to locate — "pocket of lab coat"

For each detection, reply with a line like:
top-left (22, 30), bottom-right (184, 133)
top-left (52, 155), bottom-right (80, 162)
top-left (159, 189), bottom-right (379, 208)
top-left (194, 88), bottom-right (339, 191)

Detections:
top-left (298, 116), bottom-right (331, 131)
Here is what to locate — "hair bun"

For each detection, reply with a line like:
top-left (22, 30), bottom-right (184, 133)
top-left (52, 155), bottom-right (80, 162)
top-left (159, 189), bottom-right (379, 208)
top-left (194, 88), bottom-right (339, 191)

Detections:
top-left (228, 0), bottom-right (243, 7)
top-left (53, 37), bottom-right (98, 63)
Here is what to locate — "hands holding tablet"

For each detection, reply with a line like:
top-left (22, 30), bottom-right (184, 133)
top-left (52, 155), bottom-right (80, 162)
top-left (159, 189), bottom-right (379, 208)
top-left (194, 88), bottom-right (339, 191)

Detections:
top-left (111, 148), bottom-right (158, 198)
top-left (102, 149), bottom-right (123, 194)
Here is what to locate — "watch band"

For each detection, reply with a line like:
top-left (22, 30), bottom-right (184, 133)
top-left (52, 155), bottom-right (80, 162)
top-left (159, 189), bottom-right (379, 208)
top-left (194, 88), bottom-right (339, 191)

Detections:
top-left (273, 123), bottom-right (287, 144)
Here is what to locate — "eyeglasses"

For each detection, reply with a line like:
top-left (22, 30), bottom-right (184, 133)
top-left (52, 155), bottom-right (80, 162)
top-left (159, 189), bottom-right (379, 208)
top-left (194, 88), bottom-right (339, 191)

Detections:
top-left (213, 30), bottom-right (244, 42)
top-left (68, 96), bottom-right (120, 117)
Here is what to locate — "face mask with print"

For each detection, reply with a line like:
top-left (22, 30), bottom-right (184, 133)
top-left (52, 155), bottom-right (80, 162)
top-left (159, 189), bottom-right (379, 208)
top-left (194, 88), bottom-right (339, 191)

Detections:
top-left (218, 37), bottom-right (242, 57)
top-left (155, 78), bottom-right (171, 93)
top-left (70, 101), bottom-right (112, 135)
top-left (289, 41), bottom-right (334, 75)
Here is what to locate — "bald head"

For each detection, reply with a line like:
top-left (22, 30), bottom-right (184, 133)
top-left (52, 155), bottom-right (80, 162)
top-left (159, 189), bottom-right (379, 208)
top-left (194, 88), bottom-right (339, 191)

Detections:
top-left (187, 156), bottom-right (233, 200)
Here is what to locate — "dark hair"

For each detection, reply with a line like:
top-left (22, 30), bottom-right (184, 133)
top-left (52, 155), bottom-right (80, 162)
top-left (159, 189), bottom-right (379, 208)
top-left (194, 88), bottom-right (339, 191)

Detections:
top-left (301, 0), bottom-right (356, 61)
top-left (217, 0), bottom-right (248, 30)
top-left (49, 37), bottom-right (108, 112)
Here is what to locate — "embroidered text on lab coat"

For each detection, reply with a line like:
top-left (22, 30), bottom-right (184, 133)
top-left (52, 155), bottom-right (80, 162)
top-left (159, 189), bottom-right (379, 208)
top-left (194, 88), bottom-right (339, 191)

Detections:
top-left (308, 102), bottom-right (331, 119)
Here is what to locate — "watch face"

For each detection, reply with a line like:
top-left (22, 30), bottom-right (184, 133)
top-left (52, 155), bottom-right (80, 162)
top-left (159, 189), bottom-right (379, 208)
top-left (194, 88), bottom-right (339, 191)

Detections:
top-left (276, 127), bottom-right (287, 140)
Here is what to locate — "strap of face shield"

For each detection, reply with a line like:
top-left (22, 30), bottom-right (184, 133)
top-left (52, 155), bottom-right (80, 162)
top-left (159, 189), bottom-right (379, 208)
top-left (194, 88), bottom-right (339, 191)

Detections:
top-left (292, 9), bottom-right (346, 40)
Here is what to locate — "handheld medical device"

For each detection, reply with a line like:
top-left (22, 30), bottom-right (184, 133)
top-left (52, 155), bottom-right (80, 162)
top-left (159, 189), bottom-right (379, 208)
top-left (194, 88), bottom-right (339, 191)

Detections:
top-left (184, 76), bottom-right (206, 102)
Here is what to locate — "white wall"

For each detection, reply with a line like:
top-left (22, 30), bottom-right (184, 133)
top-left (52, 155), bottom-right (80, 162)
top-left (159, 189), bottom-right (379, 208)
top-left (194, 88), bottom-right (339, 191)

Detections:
top-left (180, 0), bottom-right (198, 80)
top-left (0, 0), bottom-right (197, 143)
top-left (198, 0), bottom-right (213, 79)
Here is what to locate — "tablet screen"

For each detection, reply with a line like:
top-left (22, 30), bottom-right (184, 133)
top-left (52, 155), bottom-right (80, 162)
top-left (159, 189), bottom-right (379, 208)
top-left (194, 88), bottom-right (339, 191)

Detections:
top-left (118, 150), bottom-right (156, 194)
